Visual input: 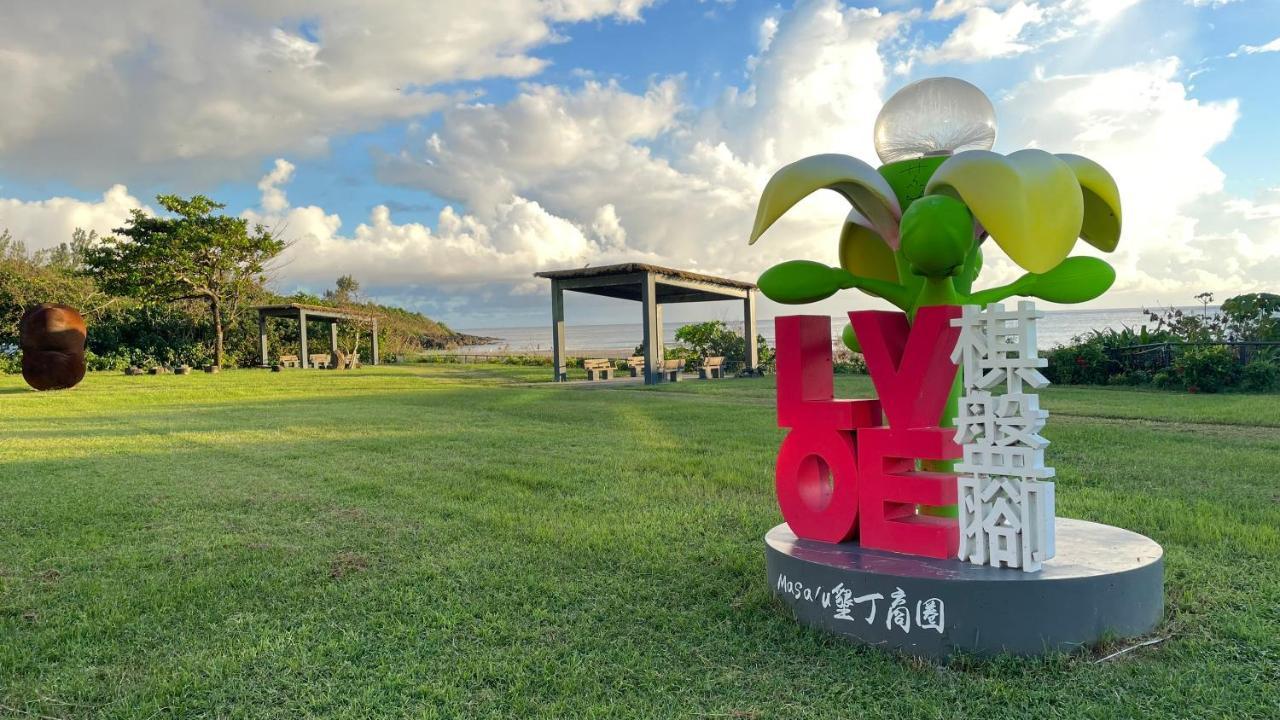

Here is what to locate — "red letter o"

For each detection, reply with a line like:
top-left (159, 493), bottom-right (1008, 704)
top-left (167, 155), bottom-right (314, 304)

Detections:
top-left (775, 427), bottom-right (860, 543)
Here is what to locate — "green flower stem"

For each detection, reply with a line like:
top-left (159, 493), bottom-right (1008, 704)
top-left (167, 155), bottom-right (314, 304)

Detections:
top-left (909, 276), bottom-right (963, 517)
top-left (910, 275), bottom-right (961, 316)
top-left (833, 269), bottom-right (914, 312)
top-left (963, 275), bottom-right (1034, 306)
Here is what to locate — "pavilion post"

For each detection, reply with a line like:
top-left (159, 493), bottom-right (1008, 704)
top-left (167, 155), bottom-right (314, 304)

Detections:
top-left (655, 303), bottom-right (664, 370)
top-left (371, 318), bottom-right (379, 365)
top-left (743, 289), bottom-right (758, 374)
top-left (258, 311), bottom-right (269, 367)
top-left (551, 278), bottom-right (567, 381)
top-left (641, 272), bottom-right (660, 384)
top-left (330, 321), bottom-right (339, 356)
top-left (298, 309), bottom-right (309, 368)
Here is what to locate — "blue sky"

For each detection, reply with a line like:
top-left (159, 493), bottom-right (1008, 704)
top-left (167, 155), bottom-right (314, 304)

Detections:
top-left (1, 0), bottom-right (1278, 329)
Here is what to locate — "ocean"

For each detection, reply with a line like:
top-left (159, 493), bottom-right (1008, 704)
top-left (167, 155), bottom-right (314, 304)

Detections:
top-left (457, 307), bottom-right (1188, 357)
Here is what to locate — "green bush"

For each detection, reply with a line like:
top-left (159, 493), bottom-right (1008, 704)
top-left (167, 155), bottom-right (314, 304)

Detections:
top-left (1172, 345), bottom-right (1239, 393)
top-left (833, 348), bottom-right (867, 374)
top-left (1045, 334), bottom-right (1116, 385)
top-left (1240, 356), bottom-right (1279, 392)
top-left (500, 355), bottom-right (554, 367)
top-left (636, 320), bottom-right (775, 374)
top-left (85, 349), bottom-right (131, 372)
top-left (88, 302), bottom-right (215, 368)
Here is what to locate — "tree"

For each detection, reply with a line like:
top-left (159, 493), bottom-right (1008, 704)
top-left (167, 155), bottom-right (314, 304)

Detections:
top-left (1, 228), bottom-right (106, 349)
top-left (1195, 291), bottom-right (1214, 319)
top-left (1220, 292), bottom-right (1280, 341)
top-left (322, 275), bottom-right (370, 359)
top-left (325, 274), bottom-right (361, 304)
top-left (635, 320), bottom-right (774, 372)
top-left (83, 195), bottom-right (284, 367)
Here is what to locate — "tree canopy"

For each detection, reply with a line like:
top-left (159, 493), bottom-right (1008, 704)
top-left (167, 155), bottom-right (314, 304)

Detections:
top-left (83, 194), bottom-right (284, 366)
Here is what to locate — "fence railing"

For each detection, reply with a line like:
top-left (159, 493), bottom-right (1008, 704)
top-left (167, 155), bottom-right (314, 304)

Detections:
top-left (1104, 341), bottom-right (1280, 370)
top-left (414, 352), bottom-right (773, 374)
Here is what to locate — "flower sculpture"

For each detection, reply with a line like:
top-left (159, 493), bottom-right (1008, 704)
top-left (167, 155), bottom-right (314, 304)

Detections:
top-left (757, 81), bottom-right (1161, 658)
top-left (748, 77), bottom-right (1122, 349)
top-left (751, 77), bottom-right (1124, 527)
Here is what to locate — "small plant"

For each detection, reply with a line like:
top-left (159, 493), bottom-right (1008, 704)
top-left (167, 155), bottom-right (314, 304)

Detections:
top-left (833, 347), bottom-right (868, 374)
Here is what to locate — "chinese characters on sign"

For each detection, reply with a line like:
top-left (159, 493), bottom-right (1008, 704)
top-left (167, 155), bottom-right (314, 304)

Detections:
top-left (951, 301), bottom-right (1057, 572)
top-left (775, 574), bottom-right (945, 634)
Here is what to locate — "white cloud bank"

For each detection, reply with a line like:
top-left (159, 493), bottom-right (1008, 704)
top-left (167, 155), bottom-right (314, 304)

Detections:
top-left (2, 0), bottom-right (1277, 322)
top-left (0, 0), bottom-right (655, 186)
top-left (0, 186), bottom-right (147, 248)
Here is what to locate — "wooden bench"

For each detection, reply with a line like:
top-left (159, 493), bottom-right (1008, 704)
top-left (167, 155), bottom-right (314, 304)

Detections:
top-left (345, 352), bottom-right (361, 369)
top-left (310, 353), bottom-right (331, 369)
top-left (278, 354), bottom-right (300, 368)
top-left (699, 356), bottom-right (726, 380)
top-left (659, 358), bottom-right (685, 382)
top-left (626, 355), bottom-right (646, 378)
top-left (584, 358), bottom-right (614, 381)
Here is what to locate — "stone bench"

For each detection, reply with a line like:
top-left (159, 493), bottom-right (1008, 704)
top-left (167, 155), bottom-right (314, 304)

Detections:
top-left (584, 358), bottom-right (614, 381)
top-left (700, 356), bottom-right (726, 380)
top-left (660, 358), bottom-right (685, 382)
top-left (626, 355), bottom-right (646, 378)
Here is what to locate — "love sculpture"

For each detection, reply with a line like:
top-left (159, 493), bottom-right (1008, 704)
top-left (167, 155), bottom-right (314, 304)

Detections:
top-left (755, 78), bottom-right (1164, 658)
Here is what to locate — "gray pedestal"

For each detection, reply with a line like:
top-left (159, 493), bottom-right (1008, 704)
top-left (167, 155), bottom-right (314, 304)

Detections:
top-left (765, 518), bottom-right (1163, 658)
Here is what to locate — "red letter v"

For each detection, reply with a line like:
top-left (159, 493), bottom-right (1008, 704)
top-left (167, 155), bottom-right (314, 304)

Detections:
top-left (848, 305), bottom-right (962, 429)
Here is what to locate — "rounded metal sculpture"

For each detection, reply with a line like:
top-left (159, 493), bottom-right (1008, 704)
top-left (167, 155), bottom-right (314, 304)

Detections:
top-left (751, 77), bottom-right (1161, 658)
top-left (20, 303), bottom-right (87, 391)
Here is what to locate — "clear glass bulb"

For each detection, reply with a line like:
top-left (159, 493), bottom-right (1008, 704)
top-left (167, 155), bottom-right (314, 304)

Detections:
top-left (873, 77), bottom-right (997, 165)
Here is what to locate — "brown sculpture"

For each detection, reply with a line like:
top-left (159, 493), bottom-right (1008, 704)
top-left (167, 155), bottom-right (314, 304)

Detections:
top-left (20, 303), bottom-right (87, 390)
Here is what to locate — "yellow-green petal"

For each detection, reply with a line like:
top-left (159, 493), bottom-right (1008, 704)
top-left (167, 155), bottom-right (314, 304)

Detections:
top-left (749, 153), bottom-right (902, 248)
top-left (925, 149), bottom-right (1083, 274)
top-left (1055, 153), bottom-right (1122, 252)
top-left (838, 209), bottom-right (900, 288)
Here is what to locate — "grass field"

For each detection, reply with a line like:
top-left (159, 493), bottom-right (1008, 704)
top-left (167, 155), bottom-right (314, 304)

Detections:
top-left (2, 366), bottom-right (1278, 718)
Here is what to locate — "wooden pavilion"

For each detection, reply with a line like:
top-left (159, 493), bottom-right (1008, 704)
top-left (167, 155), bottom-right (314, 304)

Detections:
top-left (534, 263), bottom-right (758, 384)
top-left (253, 303), bottom-right (379, 368)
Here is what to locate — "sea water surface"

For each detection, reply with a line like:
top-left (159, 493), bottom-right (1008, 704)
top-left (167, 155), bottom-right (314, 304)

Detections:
top-left (459, 307), bottom-right (1178, 356)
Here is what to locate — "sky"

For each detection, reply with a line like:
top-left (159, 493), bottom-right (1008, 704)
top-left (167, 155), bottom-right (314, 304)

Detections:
top-left (1, 0), bottom-right (1278, 330)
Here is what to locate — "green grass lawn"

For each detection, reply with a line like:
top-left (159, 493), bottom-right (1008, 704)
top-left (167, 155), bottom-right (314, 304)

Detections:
top-left (1, 366), bottom-right (1277, 718)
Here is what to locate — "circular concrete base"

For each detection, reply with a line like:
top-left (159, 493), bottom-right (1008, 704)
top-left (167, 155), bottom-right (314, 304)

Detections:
top-left (766, 518), bottom-right (1163, 658)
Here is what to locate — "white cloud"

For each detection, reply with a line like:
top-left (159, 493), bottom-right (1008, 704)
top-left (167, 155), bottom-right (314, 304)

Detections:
top-left (1230, 36), bottom-right (1280, 57)
top-left (995, 59), bottom-right (1273, 304)
top-left (926, 2), bottom-right (1045, 62)
top-left (0, 186), bottom-right (147, 251)
top-left (704, 1), bottom-right (907, 167)
top-left (923, 0), bottom-right (1142, 64)
top-left (0, 0), bottom-right (656, 186)
top-left (243, 160), bottom-right (611, 288)
top-left (356, 0), bottom-right (1271, 313)
top-left (2, 0), bottom-right (1274, 322)
top-left (368, 0), bottom-right (917, 300)
top-left (257, 159), bottom-right (296, 215)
